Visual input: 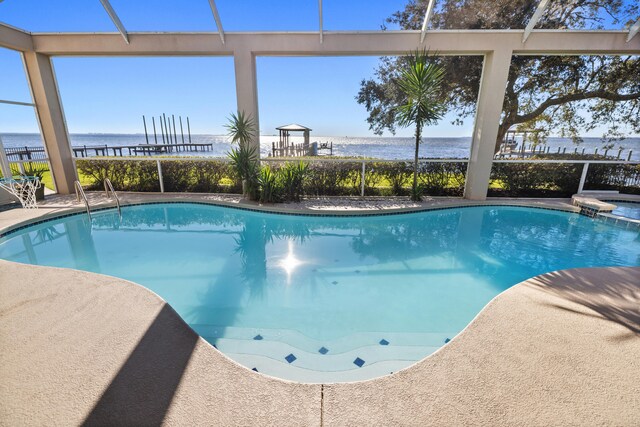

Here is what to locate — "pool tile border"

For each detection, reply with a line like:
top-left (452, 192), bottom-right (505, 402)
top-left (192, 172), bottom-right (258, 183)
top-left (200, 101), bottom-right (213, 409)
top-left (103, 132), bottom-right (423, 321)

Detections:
top-left (0, 199), bottom-right (583, 239)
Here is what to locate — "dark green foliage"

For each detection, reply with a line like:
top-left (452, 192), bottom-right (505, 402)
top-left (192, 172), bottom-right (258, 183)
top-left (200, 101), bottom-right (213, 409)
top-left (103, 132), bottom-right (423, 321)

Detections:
top-left (278, 161), bottom-right (308, 202)
top-left (359, 1), bottom-right (640, 151)
top-left (77, 159), bottom-right (233, 193)
top-left (228, 144), bottom-right (260, 199)
top-left (489, 163), bottom-right (583, 197)
top-left (77, 159), bottom-right (160, 192)
top-left (161, 160), bottom-right (230, 193)
top-left (584, 163), bottom-right (640, 195)
top-left (418, 162), bottom-right (467, 196)
top-left (303, 161), bottom-right (359, 196)
top-left (375, 162), bottom-right (412, 196)
top-left (258, 165), bottom-right (282, 203)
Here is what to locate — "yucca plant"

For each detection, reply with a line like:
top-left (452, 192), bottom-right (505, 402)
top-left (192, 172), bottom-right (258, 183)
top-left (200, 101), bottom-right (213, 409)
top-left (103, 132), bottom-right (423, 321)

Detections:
top-left (395, 49), bottom-right (446, 201)
top-left (228, 144), bottom-right (259, 199)
top-left (225, 110), bottom-right (256, 147)
top-left (225, 110), bottom-right (260, 199)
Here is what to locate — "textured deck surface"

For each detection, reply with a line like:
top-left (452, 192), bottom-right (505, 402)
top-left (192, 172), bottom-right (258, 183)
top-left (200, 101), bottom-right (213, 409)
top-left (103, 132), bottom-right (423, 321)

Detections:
top-left (1, 261), bottom-right (638, 426)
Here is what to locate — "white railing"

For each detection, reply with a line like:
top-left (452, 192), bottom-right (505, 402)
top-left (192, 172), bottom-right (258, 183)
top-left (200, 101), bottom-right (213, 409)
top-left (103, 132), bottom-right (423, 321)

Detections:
top-left (71, 156), bottom-right (639, 197)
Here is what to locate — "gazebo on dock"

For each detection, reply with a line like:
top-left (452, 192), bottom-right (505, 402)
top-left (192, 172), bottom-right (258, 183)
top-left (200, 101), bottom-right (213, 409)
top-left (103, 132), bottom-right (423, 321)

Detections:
top-left (272, 124), bottom-right (314, 157)
top-left (277, 124), bottom-right (312, 146)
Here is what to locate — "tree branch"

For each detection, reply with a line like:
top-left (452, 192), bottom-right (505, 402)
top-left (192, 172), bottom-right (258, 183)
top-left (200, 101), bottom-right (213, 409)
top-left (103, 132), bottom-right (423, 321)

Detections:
top-left (514, 90), bottom-right (640, 124)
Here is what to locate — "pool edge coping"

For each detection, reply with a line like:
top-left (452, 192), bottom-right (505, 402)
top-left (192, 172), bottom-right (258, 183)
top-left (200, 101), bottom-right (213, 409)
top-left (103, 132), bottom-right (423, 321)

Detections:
top-left (0, 195), bottom-right (583, 239)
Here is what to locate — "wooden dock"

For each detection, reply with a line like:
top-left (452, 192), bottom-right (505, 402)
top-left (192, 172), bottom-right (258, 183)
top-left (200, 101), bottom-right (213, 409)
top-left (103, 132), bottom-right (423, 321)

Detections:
top-left (5, 142), bottom-right (214, 161)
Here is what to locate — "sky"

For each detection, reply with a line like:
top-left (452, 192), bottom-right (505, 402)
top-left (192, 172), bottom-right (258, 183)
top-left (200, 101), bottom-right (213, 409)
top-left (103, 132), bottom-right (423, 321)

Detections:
top-left (0, 0), bottom-right (637, 137)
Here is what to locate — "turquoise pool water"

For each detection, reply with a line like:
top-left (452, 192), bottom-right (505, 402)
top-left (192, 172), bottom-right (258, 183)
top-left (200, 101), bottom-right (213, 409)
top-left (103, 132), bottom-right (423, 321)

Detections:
top-left (609, 201), bottom-right (640, 220)
top-left (1, 204), bottom-right (639, 382)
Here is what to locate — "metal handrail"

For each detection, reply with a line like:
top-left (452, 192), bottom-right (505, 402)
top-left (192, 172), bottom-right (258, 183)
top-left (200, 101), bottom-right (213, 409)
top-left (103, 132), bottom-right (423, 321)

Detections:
top-left (103, 178), bottom-right (121, 218)
top-left (74, 180), bottom-right (92, 222)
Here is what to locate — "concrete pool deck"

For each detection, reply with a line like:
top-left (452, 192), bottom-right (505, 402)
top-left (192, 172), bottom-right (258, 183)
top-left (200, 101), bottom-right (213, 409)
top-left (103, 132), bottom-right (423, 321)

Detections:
top-left (1, 262), bottom-right (638, 425)
top-left (1, 194), bottom-right (639, 425)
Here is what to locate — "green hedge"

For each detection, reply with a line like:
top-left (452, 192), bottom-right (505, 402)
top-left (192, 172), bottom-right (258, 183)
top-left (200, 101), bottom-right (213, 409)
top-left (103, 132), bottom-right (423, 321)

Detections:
top-left (77, 159), bottom-right (160, 192)
top-left (584, 163), bottom-right (640, 195)
top-left (76, 159), bottom-right (468, 197)
top-left (488, 163), bottom-right (582, 197)
top-left (77, 158), bottom-right (640, 198)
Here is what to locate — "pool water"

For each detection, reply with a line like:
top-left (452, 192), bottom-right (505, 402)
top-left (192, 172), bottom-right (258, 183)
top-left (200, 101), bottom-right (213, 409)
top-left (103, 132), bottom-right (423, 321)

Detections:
top-left (1, 204), bottom-right (639, 382)
top-left (609, 201), bottom-right (640, 220)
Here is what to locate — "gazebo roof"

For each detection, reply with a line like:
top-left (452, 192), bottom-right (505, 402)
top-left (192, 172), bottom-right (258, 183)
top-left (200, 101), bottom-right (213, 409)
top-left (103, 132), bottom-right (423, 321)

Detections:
top-left (276, 124), bottom-right (312, 132)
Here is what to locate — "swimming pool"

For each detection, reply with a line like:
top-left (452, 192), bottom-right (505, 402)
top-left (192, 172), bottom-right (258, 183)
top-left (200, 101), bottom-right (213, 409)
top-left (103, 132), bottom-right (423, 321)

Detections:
top-left (1, 203), bottom-right (639, 382)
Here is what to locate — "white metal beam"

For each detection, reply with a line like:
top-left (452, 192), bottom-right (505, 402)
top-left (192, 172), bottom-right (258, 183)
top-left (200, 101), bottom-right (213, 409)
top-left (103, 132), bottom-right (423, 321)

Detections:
top-left (208, 0), bottom-right (225, 44)
top-left (318, 0), bottom-right (323, 44)
top-left (420, 0), bottom-right (437, 43)
top-left (98, 0), bottom-right (129, 44)
top-left (30, 31), bottom-right (640, 56)
top-left (523, 0), bottom-right (551, 43)
top-left (628, 17), bottom-right (640, 42)
top-left (0, 23), bottom-right (33, 51)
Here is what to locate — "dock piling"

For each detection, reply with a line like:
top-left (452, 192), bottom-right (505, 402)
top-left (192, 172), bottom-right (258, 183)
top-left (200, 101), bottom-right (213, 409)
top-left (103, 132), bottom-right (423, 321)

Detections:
top-left (142, 115), bottom-right (150, 144)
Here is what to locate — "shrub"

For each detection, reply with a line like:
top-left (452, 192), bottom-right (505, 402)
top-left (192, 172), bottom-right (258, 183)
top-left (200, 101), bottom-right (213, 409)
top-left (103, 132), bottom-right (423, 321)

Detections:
top-left (77, 159), bottom-right (160, 192)
top-left (279, 161), bottom-right (308, 202)
top-left (304, 161), bottom-right (356, 196)
top-left (489, 163), bottom-right (582, 197)
top-left (584, 163), bottom-right (640, 194)
top-left (258, 165), bottom-right (282, 203)
top-left (376, 162), bottom-right (411, 196)
top-left (77, 159), bottom-right (236, 193)
top-left (417, 162), bottom-right (467, 196)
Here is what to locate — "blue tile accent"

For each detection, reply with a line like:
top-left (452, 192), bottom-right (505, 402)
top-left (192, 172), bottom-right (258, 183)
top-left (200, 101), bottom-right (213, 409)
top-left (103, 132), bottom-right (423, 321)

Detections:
top-left (379, 339), bottom-right (389, 346)
top-left (251, 367), bottom-right (258, 372)
top-left (332, 281), bottom-right (338, 285)
top-left (285, 353), bottom-right (297, 363)
top-left (353, 357), bottom-right (365, 367)
top-left (444, 338), bottom-right (451, 343)
top-left (253, 334), bottom-right (263, 340)
top-left (318, 346), bottom-right (329, 355)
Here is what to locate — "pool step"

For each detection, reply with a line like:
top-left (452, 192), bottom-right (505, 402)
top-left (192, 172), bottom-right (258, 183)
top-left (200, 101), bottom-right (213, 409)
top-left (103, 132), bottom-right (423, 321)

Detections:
top-left (191, 324), bottom-right (453, 355)
top-left (206, 336), bottom-right (440, 371)
top-left (228, 353), bottom-right (416, 383)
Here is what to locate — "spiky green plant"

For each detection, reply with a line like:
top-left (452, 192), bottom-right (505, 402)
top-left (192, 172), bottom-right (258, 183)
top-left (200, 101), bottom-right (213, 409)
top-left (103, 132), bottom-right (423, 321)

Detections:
top-left (225, 111), bottom-right (256, 148)
top-left (395, 49), bottom-right (446, 201)
top-left (225, 110), bottom-right (260, 200)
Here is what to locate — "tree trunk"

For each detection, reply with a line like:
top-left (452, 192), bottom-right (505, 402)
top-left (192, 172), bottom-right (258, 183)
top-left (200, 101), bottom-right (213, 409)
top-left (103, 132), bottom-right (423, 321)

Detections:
top-left (412, 123), bottom-right (421, 200)
top-left (494, 122), bottom-right (510, 154)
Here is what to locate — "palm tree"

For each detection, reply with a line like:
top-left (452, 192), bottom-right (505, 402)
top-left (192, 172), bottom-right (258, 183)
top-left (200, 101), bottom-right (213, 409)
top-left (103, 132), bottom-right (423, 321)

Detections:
top-left (395, 50), bottom-right (446, 201)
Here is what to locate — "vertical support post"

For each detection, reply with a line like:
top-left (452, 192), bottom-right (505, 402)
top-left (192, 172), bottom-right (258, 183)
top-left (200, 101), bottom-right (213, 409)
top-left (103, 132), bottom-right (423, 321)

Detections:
top-left (172, 114), bottom-right (177, 146)
top-left (464, 49), bottom-right (513, 200)
top-left (22, 52), bottom-right (77, 194)
top-left (234, 50), bottom-right (260, 154)
top-left (361, 161), bottom-right (366, 197)
top-left (160, 116), bottom-right (166, 144)
top-left (578, 163), bottom-right (589, 194)
top-left (142, 115), bottom-right (149, 144)
top-left (156, 160), bottom-right (164, 193)
top-left (179, 116), bottom-right (185, 144)
top-left (163, 114), bottom-right (169, 145)
top-left (187, 117), bottom-right (192, 143)
top-left (0, 135), bottom-right (12, 178)
top-left (152, 116), bottom-right (158, 144)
